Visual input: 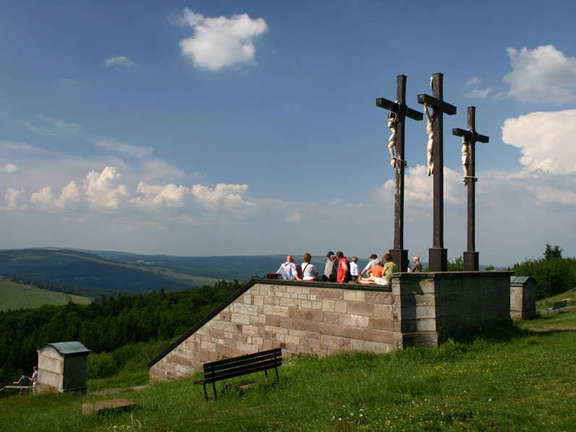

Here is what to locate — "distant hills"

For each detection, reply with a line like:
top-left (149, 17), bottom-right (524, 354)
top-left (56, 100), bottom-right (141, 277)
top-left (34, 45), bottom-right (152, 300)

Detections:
top-left (0, 249), bottom-right (221, 299)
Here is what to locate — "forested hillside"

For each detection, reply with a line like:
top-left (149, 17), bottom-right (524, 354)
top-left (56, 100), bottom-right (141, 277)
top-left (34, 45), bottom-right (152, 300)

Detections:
top-left (0, 280), bottom-right (241, 385)
top-left (0, 249), bottom-right (220, 298)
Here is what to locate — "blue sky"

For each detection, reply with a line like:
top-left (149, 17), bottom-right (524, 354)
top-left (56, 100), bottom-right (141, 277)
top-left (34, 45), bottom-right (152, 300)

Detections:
top-left (0, 0), bottom-right (575, 265)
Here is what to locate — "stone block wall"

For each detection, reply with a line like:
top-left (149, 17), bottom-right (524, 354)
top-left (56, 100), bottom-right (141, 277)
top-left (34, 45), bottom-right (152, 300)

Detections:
top-left (150, 282), bottom-right (398, 381)
top-left (150, 272), bottom-right (512, 382)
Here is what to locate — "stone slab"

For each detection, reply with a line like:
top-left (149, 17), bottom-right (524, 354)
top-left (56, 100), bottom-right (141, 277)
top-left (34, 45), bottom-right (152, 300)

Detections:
top-left (82, 398), bottom-right (138, 416)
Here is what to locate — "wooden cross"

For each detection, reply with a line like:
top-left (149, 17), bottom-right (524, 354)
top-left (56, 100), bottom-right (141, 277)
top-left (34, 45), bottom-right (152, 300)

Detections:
top-left (417, 73), bottom-right (457, 272)
top-left (376, 74), bottom-right (423, 272)
top-left (452, 106), bottom-right (489, 271)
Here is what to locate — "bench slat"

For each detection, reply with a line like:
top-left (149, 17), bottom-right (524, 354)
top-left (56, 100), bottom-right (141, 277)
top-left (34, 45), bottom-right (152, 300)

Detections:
top-left (204, 348), bottom-right (281, 369)
top-left (205, 353), bottom-right (280, 373)
top-left (203, 360), bottom-right (282, 383)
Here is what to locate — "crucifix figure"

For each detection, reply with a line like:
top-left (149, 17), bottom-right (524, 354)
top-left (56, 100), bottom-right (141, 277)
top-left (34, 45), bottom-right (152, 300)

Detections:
top-left (424, 103), bottom-right (435, 175)
top-left (376, 74), bottom-right (423, 272)
top-left (417, 73), bottom-right (457, 272)
top-left (452, 106), bottom-right (489, 271)
top-left (387, 112), bottom-right (399, 168)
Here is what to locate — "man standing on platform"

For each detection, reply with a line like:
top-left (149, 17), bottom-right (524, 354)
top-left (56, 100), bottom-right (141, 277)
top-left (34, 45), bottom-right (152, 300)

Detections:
top-left (410, 256), bottom-right (422, 272)
top-left (323, 251), bottom-right (337, 282)
top-left (336, 251), bottom-right (350, 283)
top-left (277, 255), bottom-right (298, 280)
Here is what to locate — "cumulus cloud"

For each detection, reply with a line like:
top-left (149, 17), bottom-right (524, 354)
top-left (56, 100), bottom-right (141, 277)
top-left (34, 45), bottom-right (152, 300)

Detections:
top-left (465, 76), bottom-right (492, 99)
top-left (285, 210), bottom-right (301, 223)
top-left (24, 115), bottom-right (81, 136)
top-left (29, 181), bottom-right (81, 210)
top-left (131, 182), bottom-right (189, 208)
top-left (4, 188), bottom-right (27, 210)
top-left (94, 138), bottom-right (154, 158)
top-left (0, 163), bottom-right (18, 174)
top-left (104, 56), bottom-right (136, 68)
top-left (376, 165), bottom-right (464, 210)
top-left (191, 183), bottom-right (254, 210)
top-left (0, 140), bottom-right (46, 154)
top-left (503, 45), bottom-right (576, 104)
top-left (502, 109), bottom-right (576, 174)
top-left (178, 9), bottom-right (268, 71)
top-left (84, 167), bottom-right (130, 209)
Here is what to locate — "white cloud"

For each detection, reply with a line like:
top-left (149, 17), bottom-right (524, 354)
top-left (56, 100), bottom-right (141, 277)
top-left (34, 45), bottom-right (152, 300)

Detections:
top-left (178, 9), bottom-right (268, 71)
top-left (131, 182), bottom-right (189, 208)
top-left (465, 76), bottom-right (492, 99)
top-left (466, 88), bottom-right (493, 99)
top-left (94, 138), bottom-right (154, 158)
top-left (84, 167), bottom-right (130, 209)
top-left (375, 165), bottom-right (464, 210)
top-left (104, 56), bottom-right (136, 68)
top-left (190, 183), bottom-right (254, 210)
top-left (24, 115), bottom-right (81, 136)
top-left (503, 45), bottom-right (576, 104)
top-left (0, 163), bottom-right (18, 174)
top-left (285, 210), bottom-right (301, 223)
top-left (0, 140), bottom-right (46, 154)
top-left (466, 77), bottom-right (481, 87)
top-left (502, 109), bottom-right (576, 174)
top-left (3, 188), bottom-right (27, 210)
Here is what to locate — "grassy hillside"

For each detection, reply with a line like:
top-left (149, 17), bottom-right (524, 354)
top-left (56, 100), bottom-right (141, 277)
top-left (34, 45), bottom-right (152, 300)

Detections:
top-left (1, 308), bottom-right (575, 430)
top-left (0, 277), bottom-right (90, 311)
top-left (0, 249), bottom-right (221, 298)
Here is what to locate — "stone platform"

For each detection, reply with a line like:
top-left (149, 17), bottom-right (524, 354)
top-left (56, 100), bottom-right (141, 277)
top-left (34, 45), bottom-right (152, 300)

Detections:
top-left (149, 272), bottom-right (512, 382)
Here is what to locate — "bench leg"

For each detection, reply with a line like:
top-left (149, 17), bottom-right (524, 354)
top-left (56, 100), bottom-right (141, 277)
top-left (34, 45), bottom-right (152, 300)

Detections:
top-left (202, 383), bottom-right (208, 400)
top-left (212, 381), bottom-right (217, 401)
top-left (264, 369), bottom-right (268, 378)
top-left (274, 367), bottom-right (279, 382)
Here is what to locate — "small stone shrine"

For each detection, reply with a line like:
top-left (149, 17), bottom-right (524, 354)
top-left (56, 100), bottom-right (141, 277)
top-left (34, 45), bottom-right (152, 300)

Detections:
top-left (510, 276), bottom-right (537, 320)
top-left (37, 341), bottom-right (91, 393)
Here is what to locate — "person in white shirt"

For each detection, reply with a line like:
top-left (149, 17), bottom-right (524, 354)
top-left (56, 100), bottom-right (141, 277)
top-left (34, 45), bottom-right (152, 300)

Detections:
top-left (277, 255), bottom-right (298, 280)
top-left (360, 254), bottom-right (378, 278)
top-left (350, 256), bottom-right (360, 282)
top-left (300, 253), bottom-right (318, 281)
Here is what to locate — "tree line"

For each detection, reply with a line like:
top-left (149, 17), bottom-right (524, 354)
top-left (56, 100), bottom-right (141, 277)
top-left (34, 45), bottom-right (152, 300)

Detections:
top-left (0, 280), bottom-right (241, 385)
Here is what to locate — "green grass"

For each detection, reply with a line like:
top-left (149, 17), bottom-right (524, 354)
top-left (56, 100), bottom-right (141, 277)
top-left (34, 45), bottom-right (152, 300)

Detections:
top-left (1, 309), bottom-right (576, 431)
top-left (0, 276), bottom-right (91, 311)
top-left (536, 288), bottom-right (576, 309)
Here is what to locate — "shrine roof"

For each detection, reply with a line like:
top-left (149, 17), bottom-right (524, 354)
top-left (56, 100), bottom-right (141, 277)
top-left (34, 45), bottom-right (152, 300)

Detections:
top-left (39, 341), bottom-right (91, 356)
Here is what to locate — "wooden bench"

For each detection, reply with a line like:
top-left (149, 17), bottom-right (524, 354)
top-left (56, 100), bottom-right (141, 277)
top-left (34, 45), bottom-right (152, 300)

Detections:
top-left (194, 348), bottom-right (282, 400)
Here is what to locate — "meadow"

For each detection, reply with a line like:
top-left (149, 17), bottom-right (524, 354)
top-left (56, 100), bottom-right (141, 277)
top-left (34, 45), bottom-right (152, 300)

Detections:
top-left (1, 308), bottom-right (575, 431)
top-left (0, 276), bottom-right (90, 311)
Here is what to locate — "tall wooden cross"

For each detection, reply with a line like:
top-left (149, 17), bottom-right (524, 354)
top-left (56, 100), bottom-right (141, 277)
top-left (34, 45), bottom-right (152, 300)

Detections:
top-left (452, 106), bottom-right (489, 271)
top-left (417, 73), bottom-right (457, 272)
top-left (376, 75), bottom-right (423, 272)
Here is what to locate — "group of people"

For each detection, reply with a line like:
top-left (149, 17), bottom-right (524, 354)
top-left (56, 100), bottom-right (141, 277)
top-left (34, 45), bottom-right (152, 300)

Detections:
top-left (275, 252), bottom-right (423, 286)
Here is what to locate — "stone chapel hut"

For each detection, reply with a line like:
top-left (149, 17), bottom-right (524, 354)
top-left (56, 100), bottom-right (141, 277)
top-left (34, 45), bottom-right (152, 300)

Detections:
top-left (37, 341), bottom-right (91, 393)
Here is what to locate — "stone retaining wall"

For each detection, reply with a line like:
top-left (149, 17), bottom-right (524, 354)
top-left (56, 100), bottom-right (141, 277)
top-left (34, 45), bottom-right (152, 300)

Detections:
top-left (150, 272), bottom-right (512, 382)
top-left (150, 282), bottom-right (397, 382)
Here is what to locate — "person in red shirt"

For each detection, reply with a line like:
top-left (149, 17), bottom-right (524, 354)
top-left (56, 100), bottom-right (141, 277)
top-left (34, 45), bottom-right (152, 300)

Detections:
top-left (336, 251), bottom-right (350, 283)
